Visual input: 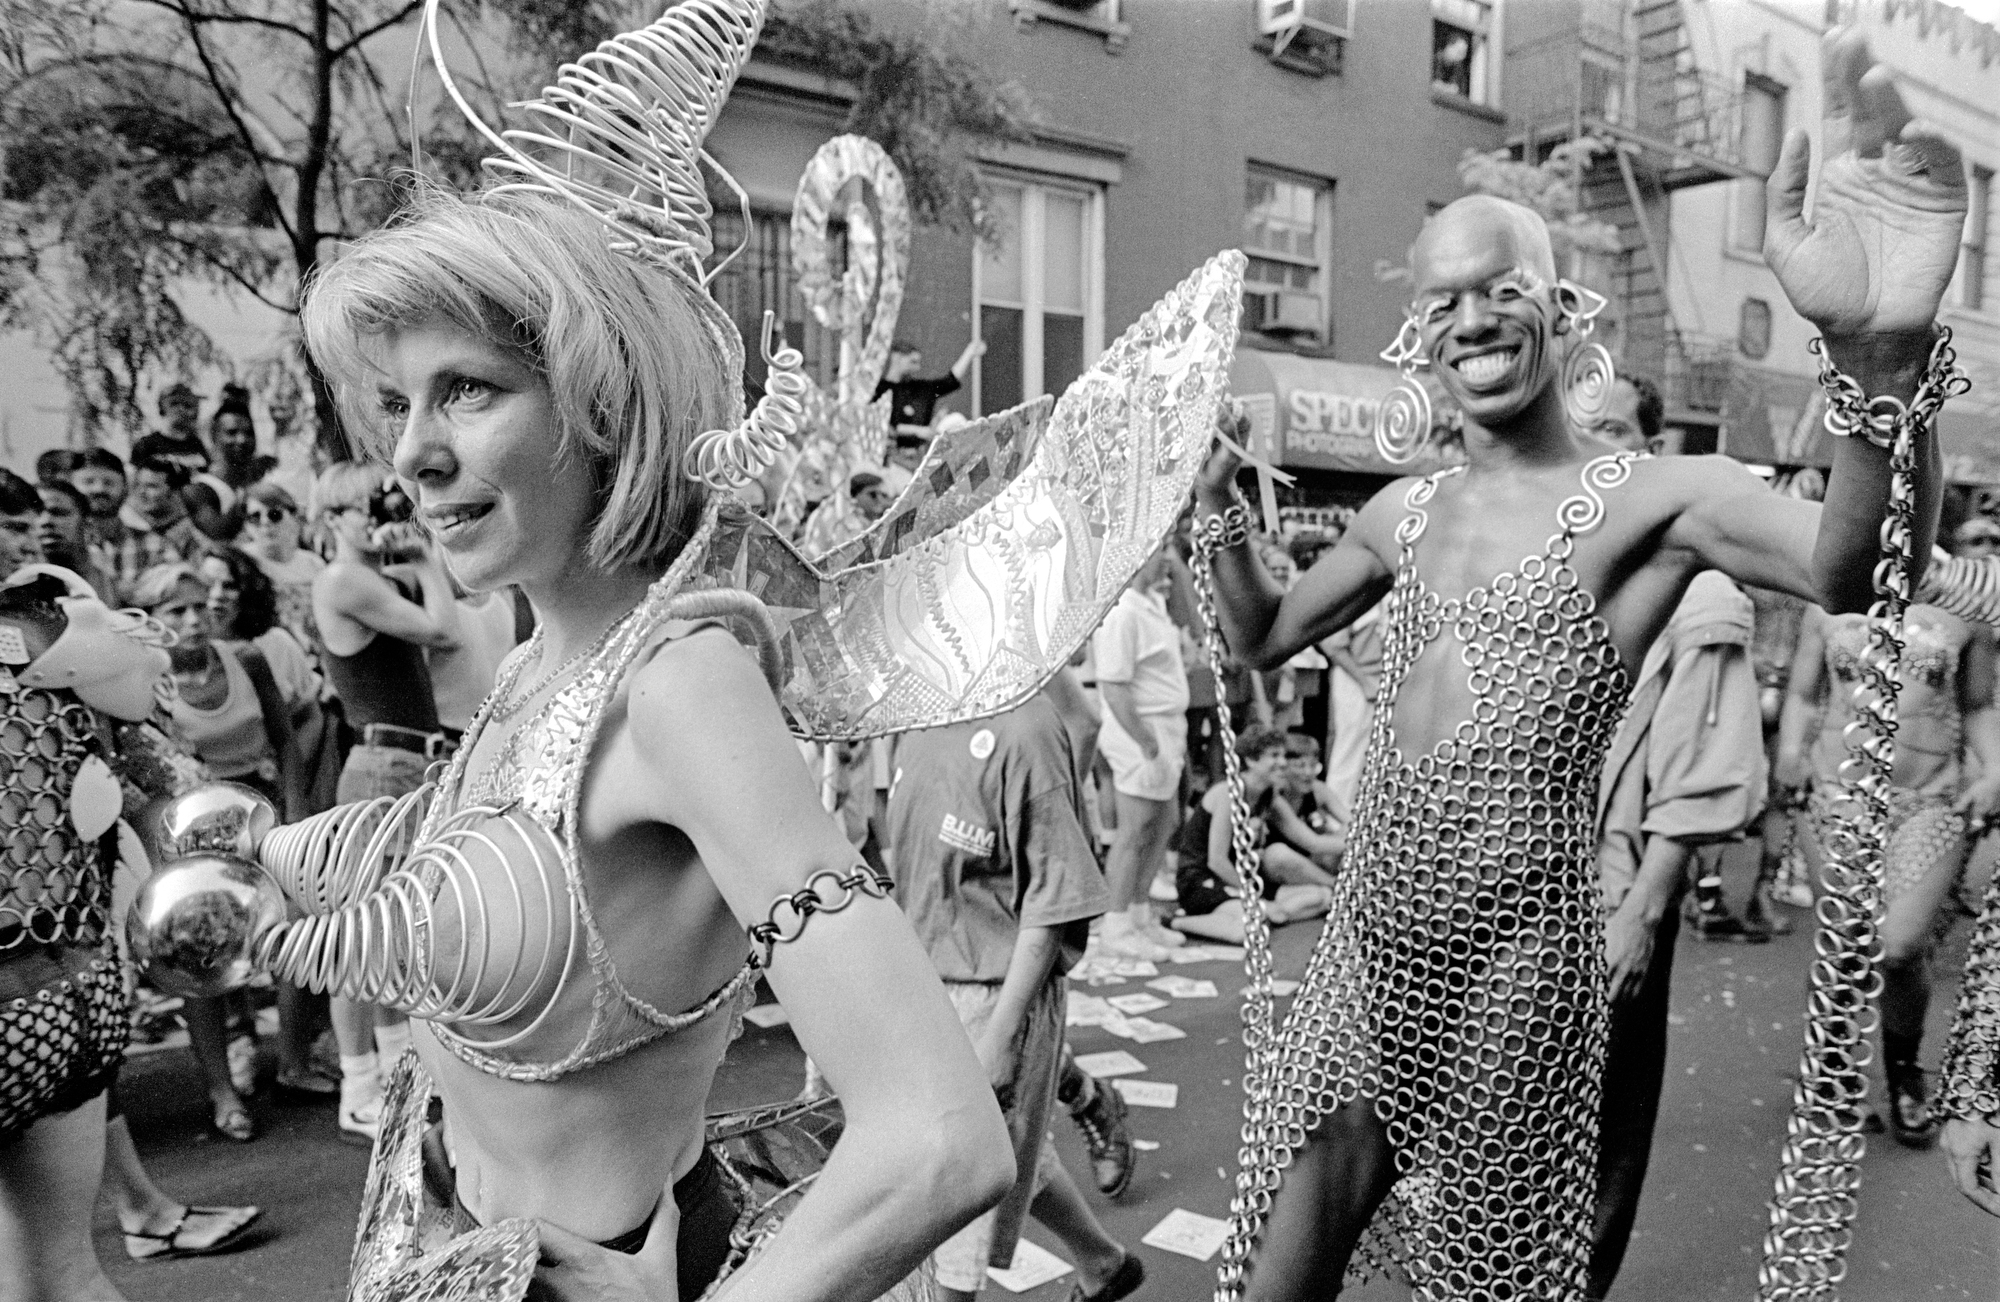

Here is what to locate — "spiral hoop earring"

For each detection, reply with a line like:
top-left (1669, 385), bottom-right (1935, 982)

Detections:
top-left (1555, 279), bottom-right (1617, 431)
top-left (1376, 315), bottom-right (1433, 466)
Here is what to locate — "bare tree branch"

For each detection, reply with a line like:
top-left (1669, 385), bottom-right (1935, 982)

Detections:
top-left (331, 0), bottom-right (423, 59)
top-left (176, 10), bottom-right (301, 245)
top-left (131, 0), bottom-right (312, 43)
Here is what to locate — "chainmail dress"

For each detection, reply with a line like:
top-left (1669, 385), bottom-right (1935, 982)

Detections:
top-left (1263, 454), bottom-right (1636, 1300)
top-left (0, 682), bottom-right (128, 1146)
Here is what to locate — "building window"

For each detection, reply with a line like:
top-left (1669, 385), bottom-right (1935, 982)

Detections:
top-left (1008, 0), bottom-right (1130, 52)
top-left (1963, 164), bottom-right (1993, 313)
top-left (1243, 166), bottom-right (1332, 346)
top-left (1431, 0), bottom-right (1495, 106)
top-left (1730, 75), bottom-right (1787, 254)
top-left (706, 209), bottom-right (845, 397)
top-left (975, 177), bottom-right (1104, 416)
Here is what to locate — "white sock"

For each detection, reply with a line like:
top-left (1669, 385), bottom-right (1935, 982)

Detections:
top-left (1100, 910), bottom-right (1135, 937)
top-left (339, 1051), bottom-right (378, 1085)
top-left (373, 1020), bottom-right (413, 1060)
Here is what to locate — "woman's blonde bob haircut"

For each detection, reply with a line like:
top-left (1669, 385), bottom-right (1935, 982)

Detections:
top-left (301, 184), bottom-right (742, 574)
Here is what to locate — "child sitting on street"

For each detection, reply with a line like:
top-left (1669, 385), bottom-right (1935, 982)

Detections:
top-left (1171, 725), bottom-right (1342, 945)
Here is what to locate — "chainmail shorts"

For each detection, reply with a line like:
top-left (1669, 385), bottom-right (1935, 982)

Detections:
top-left (1808, 786), bottom-right (1966, 906)
top-left (0, 943), bottom-right (129, 1147)
top-left (1248, 459), bottom-right (1635, 1302)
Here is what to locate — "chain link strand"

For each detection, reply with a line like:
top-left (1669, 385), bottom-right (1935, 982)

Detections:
top-left (1188, 530), bottom-right (1284, 1302)
top-left (1758, 329), bottom-right (1970, 1300)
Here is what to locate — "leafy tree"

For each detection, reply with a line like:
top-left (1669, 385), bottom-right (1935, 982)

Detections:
top-left (1455, 137), bottom-right (1623, 274)
top-left (0, 0), bottom-right (1036, 454)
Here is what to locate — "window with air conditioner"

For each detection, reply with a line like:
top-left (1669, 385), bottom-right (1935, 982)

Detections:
top-left (1243, 166), bottom-right (1332, 347)
top-left (974, 177), bottom-right (1104, 416)
top-left (1009, 0), bottom-right (1129, 50)
top-left (1255, 0), bottom-right (1353, 75)
top-left (1431, 0), bottom-right (1495, 106)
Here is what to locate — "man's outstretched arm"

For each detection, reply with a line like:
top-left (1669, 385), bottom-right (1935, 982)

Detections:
top-left (1677, 31), bottom-right (1964, 610)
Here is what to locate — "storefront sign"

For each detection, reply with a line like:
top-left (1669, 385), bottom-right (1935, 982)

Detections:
top-left (1228, 347), bottom-right (1455, 475)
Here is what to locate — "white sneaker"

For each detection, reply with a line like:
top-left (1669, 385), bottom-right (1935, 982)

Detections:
top-left (338, 1077), bottom-right (382, 1146)
top-left (1097, 913), bottom-right (1173, 963)
top-left (1137, 912), bottom-right (1186, 949)
top-left (1147, 872), bottom-right (1179, 903)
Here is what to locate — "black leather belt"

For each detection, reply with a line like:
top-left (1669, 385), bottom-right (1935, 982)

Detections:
top-left (359, 723), bottom-right (459, 759)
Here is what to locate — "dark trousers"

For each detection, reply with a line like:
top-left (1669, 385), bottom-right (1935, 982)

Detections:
top-left (1588, 903), bottom-right (1683, 1300)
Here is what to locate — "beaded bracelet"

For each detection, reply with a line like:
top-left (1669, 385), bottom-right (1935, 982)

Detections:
top-left (1813, 327), bottom-right (1971, 451)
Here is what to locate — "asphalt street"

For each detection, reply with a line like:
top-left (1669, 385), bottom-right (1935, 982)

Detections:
top-left (98, 858), bottom-right (1999, 1301)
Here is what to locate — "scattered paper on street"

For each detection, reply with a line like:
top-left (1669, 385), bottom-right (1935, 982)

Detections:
top-left (1107, 992), bottom-right (1169, 1014)
top-left (1142, 1208), bottom-right (1231, 1261)
top-left (1148, 975), bottom-right (1219, 998)
top-left (743, 1004), bottom-right (789, 1028)
top-left (1112, 1079), bottom-right (1179, 1108)
top-left (987, 1238), bottom-right (1073, 1291)
top-left (1132, 1138), bottom-right (1161, 1150)
top-left (1243, 979), bottom-right (1302, 998)
top-left (1169, 944), bottom-right (1244, 964)
top-left (1066, 995), bottom-right (1119, 1027)
top-left (1073, 1049), bottom-right (1148, 1078)
top-left (1121, 1017), bottom-right (1186, 1043)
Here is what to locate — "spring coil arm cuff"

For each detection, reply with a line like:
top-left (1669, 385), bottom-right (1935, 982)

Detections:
top-left (746, 867), bottom-right (895, 968)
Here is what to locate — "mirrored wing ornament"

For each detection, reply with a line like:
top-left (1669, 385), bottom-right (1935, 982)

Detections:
top-left (698, 249), bottom-right (1246, 740)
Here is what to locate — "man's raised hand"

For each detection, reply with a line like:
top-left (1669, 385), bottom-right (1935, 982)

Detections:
top-left (1764, 29), bottom-right (1967, 341)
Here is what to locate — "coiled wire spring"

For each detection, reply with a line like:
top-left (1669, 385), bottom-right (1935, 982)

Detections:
top-left (252, 792), bottom-right (579, 1038)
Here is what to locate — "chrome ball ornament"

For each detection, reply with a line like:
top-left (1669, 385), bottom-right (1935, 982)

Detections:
top-left (148, 782), bottom-right (279, 863)
top-left (126, 854), bottom-right (287, 997)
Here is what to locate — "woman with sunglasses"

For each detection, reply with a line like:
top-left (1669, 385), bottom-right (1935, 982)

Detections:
top-left (236, 482), bottom-right (325, 658)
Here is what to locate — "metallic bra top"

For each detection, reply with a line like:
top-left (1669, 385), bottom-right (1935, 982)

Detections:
top-left (415, 607), bottom-right (757, 1086)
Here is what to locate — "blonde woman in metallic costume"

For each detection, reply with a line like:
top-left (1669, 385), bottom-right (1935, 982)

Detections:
top-left (296, 187), bottom-right (1010, 1300)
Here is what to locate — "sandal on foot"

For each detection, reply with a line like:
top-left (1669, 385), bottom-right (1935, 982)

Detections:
top-left (123, 1205), bottom-right (261, 1262)
top-left (211, 1098), bottom-right (256, 1143)
top-left (1067, 1252), bottom-right (1144, 1302)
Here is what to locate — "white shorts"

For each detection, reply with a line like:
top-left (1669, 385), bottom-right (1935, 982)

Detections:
top-left (1097, 709), bottom-right (1186, 803)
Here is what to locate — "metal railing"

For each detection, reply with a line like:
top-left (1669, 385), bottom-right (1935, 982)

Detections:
top-left (1505, 24), bottom-right (1748, 181)
top-left (1664, 333), bottom-right (1735, 414)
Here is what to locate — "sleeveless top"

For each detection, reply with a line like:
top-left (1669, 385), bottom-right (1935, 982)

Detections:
top-left (1266, 453), bottom-right (1638, 1300)
top-left (404, 527), bottom-right (759, 1084)
top-left (323, 628), bottom-right (440, 732)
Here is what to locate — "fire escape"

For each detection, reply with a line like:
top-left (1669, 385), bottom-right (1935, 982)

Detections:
top-left (1504, 0), bottom-right (1754, 425)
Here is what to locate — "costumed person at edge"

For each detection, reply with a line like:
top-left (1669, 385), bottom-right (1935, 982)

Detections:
top-left (1777, 598), bottom-right (2000, 1148)
top-left (1193, 31), bottom-right (1968, 1301)
top-left (0, 563), bottom-right (262, 1299)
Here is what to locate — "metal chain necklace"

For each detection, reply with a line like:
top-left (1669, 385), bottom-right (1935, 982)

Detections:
top-left (486, 603), bottom-right (643, 727)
